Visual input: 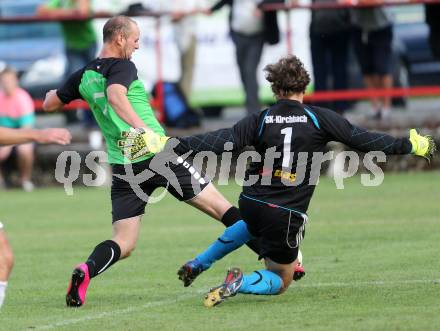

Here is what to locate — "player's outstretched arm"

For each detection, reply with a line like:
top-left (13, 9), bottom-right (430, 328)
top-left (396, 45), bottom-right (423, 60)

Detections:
top-left (177, 128), bottom-right (236, 155)
top-left (175, 112), bottom-right (260, 155)
top-left (119, 112), bottom-right (259, 160)
top-left (343, 126), bottom-right (436, 162)
top-left (0, 127), bottom-right (71, 146)
top-left (316, 108), bottom-right (437, 161)
top-left (119, 127), bottom-right (235, 160)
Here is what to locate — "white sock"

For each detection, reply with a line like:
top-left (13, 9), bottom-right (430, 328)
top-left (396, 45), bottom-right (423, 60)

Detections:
top-left (0, 281), bottom-right (7, 309)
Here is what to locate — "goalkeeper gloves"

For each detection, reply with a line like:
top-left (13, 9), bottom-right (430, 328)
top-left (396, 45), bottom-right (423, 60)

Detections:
top-left (118, 128), bottom-right (170, 161)
top-left (409, 129), bottom-right (436, 162)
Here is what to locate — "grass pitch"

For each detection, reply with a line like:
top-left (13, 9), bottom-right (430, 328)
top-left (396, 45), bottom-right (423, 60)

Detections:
top-left (0, 171), bottom-right (439, 330)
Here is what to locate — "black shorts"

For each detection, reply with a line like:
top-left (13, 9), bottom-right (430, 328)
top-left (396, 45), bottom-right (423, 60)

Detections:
top-left (353, 26), bottom-right (393, 75)
top-left (111, 153), bottom-right (209, 223)
top-left (239, 194), bottom-right (307, 264)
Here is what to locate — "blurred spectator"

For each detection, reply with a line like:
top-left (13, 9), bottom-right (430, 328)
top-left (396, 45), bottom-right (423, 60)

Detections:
top-left (0, 68), bottom-right (36, 191)
top-left (309, 0), bottom-right (351, 114)
top-left (206, 0), bottom-right (281, 114)
top-left (37, 0), bottom-right (97, 126)
top-left (425, 4), bottom-right (440, 59)
top-left (169, 0), bottom-right (208, 102)
top-left (351, 2), bottom-right (394, 120)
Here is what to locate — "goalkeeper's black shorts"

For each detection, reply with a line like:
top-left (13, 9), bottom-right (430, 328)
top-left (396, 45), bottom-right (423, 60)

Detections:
top-left (111, 153), bottom-right (209, 223)
top-left (239, 194), bottom-right (307, 264)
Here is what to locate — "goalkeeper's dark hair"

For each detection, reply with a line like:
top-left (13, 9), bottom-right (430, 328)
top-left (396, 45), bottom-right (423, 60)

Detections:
top-left (264, 55), bottom-right (311, 98)
top-left (103, 15), bottom-right (137, 43)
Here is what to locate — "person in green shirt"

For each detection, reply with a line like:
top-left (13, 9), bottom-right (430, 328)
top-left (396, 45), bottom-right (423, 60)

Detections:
top-left (37, 0), bottom-right (97, 72)
top-left (37, 0), bottom-right (97, 125)
top-left (42, 15), bottom-right (262, 307)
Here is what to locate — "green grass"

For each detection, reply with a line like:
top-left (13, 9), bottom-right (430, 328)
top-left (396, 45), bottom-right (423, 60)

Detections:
top-left (0, 171), bottom-right (439, 330)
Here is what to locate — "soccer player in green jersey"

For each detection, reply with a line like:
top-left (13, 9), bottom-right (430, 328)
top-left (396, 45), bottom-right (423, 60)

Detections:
top-left (0, 126), bottom-right (71, 309)
top-left (42, 15), bottom-right (264, 307)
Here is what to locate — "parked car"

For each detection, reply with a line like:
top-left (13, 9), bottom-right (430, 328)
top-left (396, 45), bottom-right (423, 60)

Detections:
top-left (392, 4), bottom-right (440, 86)
top-left (0, 0), bottom-right (66, 99)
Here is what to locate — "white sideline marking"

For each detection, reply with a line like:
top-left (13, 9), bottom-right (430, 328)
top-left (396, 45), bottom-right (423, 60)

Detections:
top-left (33, 291), bottom-right (203, 331)
top-left (33, 279), bottom-right (439, 330)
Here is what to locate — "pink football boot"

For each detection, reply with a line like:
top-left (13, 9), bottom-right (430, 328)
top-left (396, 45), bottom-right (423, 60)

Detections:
top-left (66, 263), bottom-right (90, 307)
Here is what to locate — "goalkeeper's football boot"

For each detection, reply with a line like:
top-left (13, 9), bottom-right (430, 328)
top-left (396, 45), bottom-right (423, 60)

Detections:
top-left (293, 249), bottom-right (306, 281)
top-left (177, 259), bottom-right (204, 287)
top-left (204, 267), bottom-right (243, 308)
top-left (66, 263), bottom-right (90, 307)
top-left (293, 264), bottom-right (306, 281)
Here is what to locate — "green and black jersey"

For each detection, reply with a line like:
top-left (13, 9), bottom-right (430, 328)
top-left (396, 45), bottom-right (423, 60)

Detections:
top-left (57, 58), bottom-right (165, 164)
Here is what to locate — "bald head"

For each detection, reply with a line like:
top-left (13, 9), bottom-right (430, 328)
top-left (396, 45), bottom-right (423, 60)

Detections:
top-left (103, 15), bottom-right (137, 43)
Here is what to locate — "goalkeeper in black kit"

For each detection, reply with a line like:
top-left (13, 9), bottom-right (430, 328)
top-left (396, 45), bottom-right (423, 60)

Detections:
top-left (120, 55), bottom-right (436, 307)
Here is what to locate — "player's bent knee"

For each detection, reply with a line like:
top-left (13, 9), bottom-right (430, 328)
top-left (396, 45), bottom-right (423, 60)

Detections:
top-left (277, 276), bottom-right (293, 294)
top-left (112, 238), bottom-right (136, 259)
top-left (265, 258), bottom-right (295, 294)
top-left (189, 183), bottom-right (232, 221)
top-left (119, 243), bottom-right (136, 259)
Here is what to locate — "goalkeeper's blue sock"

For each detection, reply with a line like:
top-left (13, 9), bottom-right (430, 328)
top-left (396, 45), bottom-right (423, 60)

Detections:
top-left (239, 270), bottom-right (282, 295)
top-left (195, 220), bottom-right (253, 270)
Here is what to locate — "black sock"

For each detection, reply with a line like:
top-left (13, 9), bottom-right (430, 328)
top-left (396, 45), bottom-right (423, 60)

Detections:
top-left (86, 240), bottom-right (121, 278)
top-left (221, 206), bottom-right (261, 255)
